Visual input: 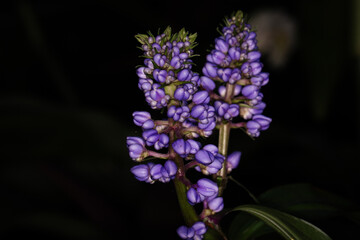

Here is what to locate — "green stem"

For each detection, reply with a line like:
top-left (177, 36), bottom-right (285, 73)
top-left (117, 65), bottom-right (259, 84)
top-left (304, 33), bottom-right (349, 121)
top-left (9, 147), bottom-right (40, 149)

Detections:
top-left (173, 178), bottom-right (199, 226)
top-left (217, 83), bottom-right (235, 196)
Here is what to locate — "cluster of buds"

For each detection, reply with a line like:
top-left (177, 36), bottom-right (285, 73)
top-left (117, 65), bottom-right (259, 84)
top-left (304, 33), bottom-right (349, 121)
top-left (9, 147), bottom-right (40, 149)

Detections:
top-left (127, 11), bottom-right (271, 239)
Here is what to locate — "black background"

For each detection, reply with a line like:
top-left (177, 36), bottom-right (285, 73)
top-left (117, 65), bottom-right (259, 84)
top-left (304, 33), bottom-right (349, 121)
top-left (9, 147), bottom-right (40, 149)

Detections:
top-left (0, 0), bottom-right (359, 239)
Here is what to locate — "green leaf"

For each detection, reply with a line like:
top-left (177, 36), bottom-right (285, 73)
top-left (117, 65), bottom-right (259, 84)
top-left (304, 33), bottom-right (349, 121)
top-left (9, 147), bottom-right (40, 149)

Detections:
top-left (230, 204), bottom-right (332, 240)
top-left (259, 183), bottom-right (360, 222)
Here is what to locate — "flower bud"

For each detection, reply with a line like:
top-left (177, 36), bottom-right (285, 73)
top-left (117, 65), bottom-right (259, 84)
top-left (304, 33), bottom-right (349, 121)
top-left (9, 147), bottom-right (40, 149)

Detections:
top-left (208, 197), bottom-right (224, 213)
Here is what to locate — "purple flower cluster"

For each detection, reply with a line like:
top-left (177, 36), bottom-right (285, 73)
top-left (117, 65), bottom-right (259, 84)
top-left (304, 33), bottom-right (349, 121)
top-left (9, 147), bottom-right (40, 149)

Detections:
top-left (127, 11), bottom-right (272, 240)
top-left (201, 11), bottom-right (272, 137)
top-left (177, 222), bottom-right (207, 240)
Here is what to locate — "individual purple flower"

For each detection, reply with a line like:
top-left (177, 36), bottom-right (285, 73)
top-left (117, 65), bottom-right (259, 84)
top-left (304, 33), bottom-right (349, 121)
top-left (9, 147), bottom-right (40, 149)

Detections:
top-left (177, 222), bottom-right (206, 240)
top-left (200, 76), bottom-right (216, 91)
top-left (159, 160), bottom-right (178, 182)
top-left (136, 67), bottom-right (147, 79)
top-left (202, 63), bottom-right (218, 78)
top-left (247, 51), bottom-right (261, 62)
top-left (196, 178), bottom-right (219, 201)
top-left (149, 163), bottom-right (163, 180)
top-left (177, 226), bottom-right (195, 240)
top-left (138, 78), bottom-right (153, 92)
top-left (187, 187), bottom-right (202, 205)
top-left (153, 69), bottom-right (168, 83)
top-left (253, 114), bottom-right (272, 131)
top-left (242, 85), bottom-right (259, 99)
top-left (172, 139), bottom-right (191, 158)
top-left (178, 69), bottom-right (192, 81)
top-left (240, 101), bottom-right (266, 120)
top-left (208, 197), bottom-right (224, 213)
top-left (241, 62), bottom-right (263, 77)
top-left (228, 47), bottom-right (241, 61)
top-left (171, 56), bottom-right (181, 69)
top-left (126, 137), bottom-right (147, 161)
top-left (192, 222), bottom-right (207, 237)
top-left (194, 144), bottom-right (219, 165)
top-left (217, 68), bottom-right (232, 82)
top-left (167, 105), bottom-right (190, 122)
top-left (174, 83), bottom-right (197, 101)
top-left (142, 129), bottom-right (169, 150)
top-left (130, 163), bottom-right (154, 183)
top-left (246, 120), bottom-right (261, 137)
top-left (145, 84), bottom-right (170, 109)
top-left (246, 115), bottom-right (271, 137)
top-left (132, 111), bottom-right (154, 129)
top-left (215, 38), bottom-right (229, 53)
top-left (153, 53), bottom-right (167, 67)
top-left (192, 91), bottom-right (210, 105)
top-left (204, 155), bottom-right (224, 174)
top-left (229, 68), bottom-right (242, 84)
top-left (226, 151), bottom-right (241, 172)
top-left (214, 101), bottom-right (239, 120)
top-left (191, 105), bottom-right (215, 122)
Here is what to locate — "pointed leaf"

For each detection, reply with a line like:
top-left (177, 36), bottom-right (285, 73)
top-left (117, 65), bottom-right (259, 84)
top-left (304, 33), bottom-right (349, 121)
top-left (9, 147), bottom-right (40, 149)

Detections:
top-left (230, 204), bottom-right (332, 240)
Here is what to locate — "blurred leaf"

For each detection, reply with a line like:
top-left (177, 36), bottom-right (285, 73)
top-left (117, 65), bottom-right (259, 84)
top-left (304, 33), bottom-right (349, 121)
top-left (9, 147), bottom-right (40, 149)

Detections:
top-left (227, 212), bottom-right (272, 240)
top-left (229, 204), bottom-right (332, 240)
top-left (258, 183), bottom-right (360, 222)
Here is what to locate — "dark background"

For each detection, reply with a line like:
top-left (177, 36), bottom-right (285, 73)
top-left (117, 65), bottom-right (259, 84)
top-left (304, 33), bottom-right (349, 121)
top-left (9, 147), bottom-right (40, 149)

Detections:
top-left (1, 0), bottom-right (359, 239)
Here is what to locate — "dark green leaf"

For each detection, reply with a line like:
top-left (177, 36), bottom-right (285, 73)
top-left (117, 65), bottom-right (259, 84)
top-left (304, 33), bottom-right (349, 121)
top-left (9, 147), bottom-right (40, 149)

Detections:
top-left (230, 204), bottom-right (332, 240)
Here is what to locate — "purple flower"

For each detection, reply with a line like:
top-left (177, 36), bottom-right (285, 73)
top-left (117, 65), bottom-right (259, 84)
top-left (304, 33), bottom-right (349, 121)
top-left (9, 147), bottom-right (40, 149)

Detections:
top-left (205, 155), bottom-right (224, 174)
top-left (253, 115), bottom-right (272, 131)
top-left (247, 51), bottom-right (261, 62)
top-left (192, 91), bottom-right (210, 105)
top-left (217, 68), bottom-right (232, 82)
top-left (242, 85), bottom-right (259, 100)
top-left (200, 76), bottom-right (216, 91)
top-left (130, 163), bottom-right (154, 183)
top-left (178, 69), bottom-right (192, 81)
top-left (240, 101), bottom-right (266, 120)
top-left (197, 178), bottom-right (218, 201)
top-left (241, 62), bottom-right (263, 77)
top-left (177, 222), bottom-right (206, 240)
top-left (187, 187), bottom-right (202, 205)
top-left (137, 67), bottom-right (147, 79)
top-left (214, 101), bottom-right (239, 120)
top-left (126, 137), bottom-right (147, 161)
top-left (159, 160), bottom-right (178, 182)
top-left (195, 149), bottom-right (215, 165)
top-left (153, 53), bottom-right (167, 67)
top-left (153, 69), bottom-right (168, 83)
top-left (228, 47), bottom-right (241, 61)
top-left (138, 78), bottom-right (153, 92)
top-left (192, 222), bottom-right (207, 236)
top-left (229, 68), bottom-right (241, 84)
top-left (174, 83), bottom-right (197, 101)
top-left (246, 120), bottom-right (261, 137)
top-left (215, 38), bottom-right (229, 53)
top-left (149, 163), bottom-right (163, 180)
top-left (208, 197), bottom-right (224, 213)
top-left (227, 151), bottom-right (241, 172)
top-left (167, 106), bottom-right (190, 122)
top-left (202, 63), bottom-right (218, 78)
top-left (145, 84), bottom-right (170, 109)
top-left (191, 104), bottom-right (215, 121)
top-left (177, 226), bottom-right (195, 239)
top-left (132, 111), bottom-right (154, 129)
top-left (170, 56), bottom-right (181, 69)
top-left (142, 129), bottom-right (169, 150)
top-left (172, 139), bottom-right (191, 157)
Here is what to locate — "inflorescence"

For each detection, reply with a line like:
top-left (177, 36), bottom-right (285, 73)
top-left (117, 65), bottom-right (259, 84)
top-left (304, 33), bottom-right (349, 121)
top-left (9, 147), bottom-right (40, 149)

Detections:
top-left (127, 11), bottom-right (271, 239)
